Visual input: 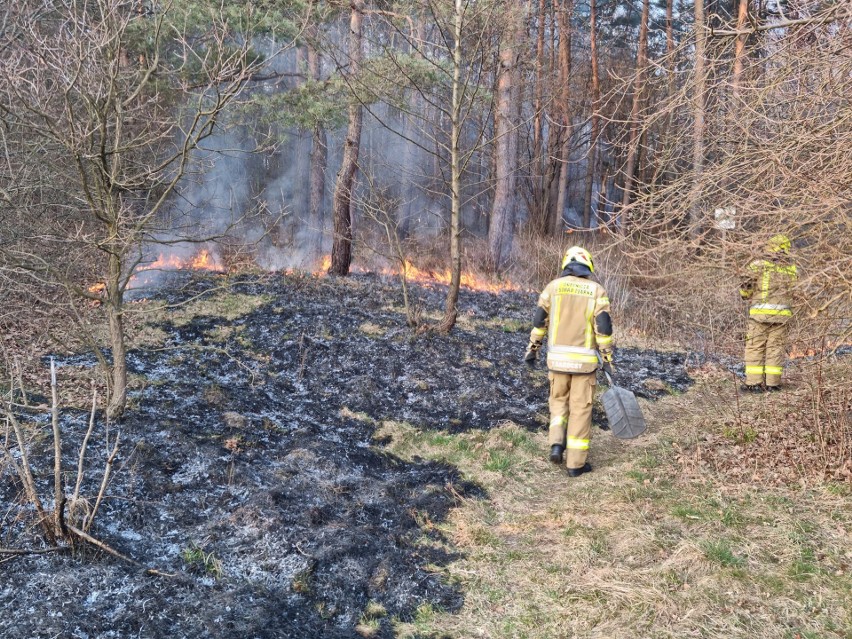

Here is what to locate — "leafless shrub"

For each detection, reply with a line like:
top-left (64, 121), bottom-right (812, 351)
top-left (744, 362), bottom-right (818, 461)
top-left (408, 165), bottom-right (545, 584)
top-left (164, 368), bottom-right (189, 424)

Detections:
top-left (2, 359), bottom-right (122, 557)
top-left (597, 4), bottom-right (852, 357)
top-left (0, 0), bottom-right (303, 419)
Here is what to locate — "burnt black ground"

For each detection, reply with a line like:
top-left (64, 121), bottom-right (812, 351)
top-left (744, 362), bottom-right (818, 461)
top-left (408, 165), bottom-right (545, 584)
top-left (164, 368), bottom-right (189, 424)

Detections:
top-left (1, 272), bottom-right (693, 639)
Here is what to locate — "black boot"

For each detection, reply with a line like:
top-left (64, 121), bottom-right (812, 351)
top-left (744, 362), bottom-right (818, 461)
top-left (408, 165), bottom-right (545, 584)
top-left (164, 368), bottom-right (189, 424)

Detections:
top-left (566, 462), bottom-right (592, 477)
top-left (766, 385), bottom-right (782, 392)
top-left (740, 384), bottom-right (764, 393)
top-left (549, 445), bottom-right (564, 464)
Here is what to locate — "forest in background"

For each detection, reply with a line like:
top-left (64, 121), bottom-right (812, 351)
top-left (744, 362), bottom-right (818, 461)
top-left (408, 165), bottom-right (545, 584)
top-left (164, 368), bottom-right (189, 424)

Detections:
top-left (1, 4), bottom-right (851, 637)
top-left (0, 0), bottom-right (849, 426)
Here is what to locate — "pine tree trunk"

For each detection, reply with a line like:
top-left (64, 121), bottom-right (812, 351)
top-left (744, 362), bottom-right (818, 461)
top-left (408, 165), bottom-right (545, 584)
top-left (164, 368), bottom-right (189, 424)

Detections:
top-left (690, 0), bottom-right (707, 235)
top-left (307, 39), bottom-right (327, 253)
top-left (530, 0), bottom-right (548, 234)
top-left (552, 0), bottom-right (573, 236)
top-left (619, 0), bottom-right (650, 231)
top-left (582, 0), bottom-right (600, 228)
top-left (487, 4), bottom-right (524, 272)
top-left (732, 0), bottom-right (748, 97)
top-left (330, 1), bottom-right (364, 276)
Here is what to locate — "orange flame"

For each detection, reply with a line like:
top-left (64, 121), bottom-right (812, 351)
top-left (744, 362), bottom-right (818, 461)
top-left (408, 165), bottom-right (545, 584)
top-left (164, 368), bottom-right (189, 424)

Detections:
top-left (88, 282), bottom-right (106, 295)
top-left (142, 249), bottom-right (224, 273)
top-left (127, 248), bottom-right (225, 290)
top-left (311, 255), bottom-right (521, 293)
top-left (189, 249), bottom-right (222, 270)
top-left (390, 260), bottom-right (521, 293)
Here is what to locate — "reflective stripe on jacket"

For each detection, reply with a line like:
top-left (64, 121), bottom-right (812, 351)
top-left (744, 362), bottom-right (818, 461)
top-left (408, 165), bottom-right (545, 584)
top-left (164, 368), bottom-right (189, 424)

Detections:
top-left (534, 275), bottom-right (612, 374)
top-left (741, 259), bottom-right (797, 324)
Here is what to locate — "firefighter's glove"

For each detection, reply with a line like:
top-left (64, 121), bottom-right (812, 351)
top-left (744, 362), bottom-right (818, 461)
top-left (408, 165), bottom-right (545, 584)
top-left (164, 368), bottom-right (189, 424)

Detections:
top-left (601, 349), bottom-right (615, 376)
top-left (524, 340), bottom-right (541, 369)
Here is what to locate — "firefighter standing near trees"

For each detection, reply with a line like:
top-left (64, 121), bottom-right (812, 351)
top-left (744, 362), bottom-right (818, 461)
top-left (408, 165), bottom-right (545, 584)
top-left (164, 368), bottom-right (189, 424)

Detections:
top-left (740, 234), bottom-right (798, 391)
top-left (524, 247), bottom-right (614, 477)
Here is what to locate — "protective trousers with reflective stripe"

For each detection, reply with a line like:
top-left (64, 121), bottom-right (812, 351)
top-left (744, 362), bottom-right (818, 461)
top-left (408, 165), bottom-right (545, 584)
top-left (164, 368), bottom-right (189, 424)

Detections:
top-left (744, 318), bottom-right (787, 386)
top-left (548, 371), bottom-right (596, 469)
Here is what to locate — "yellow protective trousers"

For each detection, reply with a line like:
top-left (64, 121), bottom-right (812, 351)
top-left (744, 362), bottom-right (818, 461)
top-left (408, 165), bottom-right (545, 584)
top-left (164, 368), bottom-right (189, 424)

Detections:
top-left (744, 319), bottom-right (787, 387)
top-left (548, 371), bottom-right (596, 469)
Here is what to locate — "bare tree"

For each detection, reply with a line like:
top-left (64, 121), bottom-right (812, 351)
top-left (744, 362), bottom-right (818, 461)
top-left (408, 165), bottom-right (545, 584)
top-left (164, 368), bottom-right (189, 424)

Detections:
top-left (0, 1), bottom-right (299, 418)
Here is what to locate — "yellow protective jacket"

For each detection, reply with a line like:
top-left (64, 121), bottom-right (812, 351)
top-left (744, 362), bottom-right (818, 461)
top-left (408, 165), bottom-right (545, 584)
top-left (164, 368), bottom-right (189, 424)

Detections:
top-left (530, 273), bottom-right (613, 374)
top-left (740, 258), bottom-right (797, 324)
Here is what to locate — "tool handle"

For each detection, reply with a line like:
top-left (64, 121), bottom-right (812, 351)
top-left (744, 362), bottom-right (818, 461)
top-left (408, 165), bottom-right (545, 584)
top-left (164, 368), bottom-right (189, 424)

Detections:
top-left (597, 352), bottom-right (614, 386)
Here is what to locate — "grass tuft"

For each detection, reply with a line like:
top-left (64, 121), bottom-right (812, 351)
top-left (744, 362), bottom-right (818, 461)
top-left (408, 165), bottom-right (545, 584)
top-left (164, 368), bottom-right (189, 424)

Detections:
top-left (701, 539), bottom-right (745, 568)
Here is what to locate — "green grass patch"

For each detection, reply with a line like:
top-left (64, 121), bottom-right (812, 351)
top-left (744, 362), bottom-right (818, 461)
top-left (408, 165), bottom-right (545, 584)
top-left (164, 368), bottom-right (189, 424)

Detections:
top-left (788, 557), bottom-right (820, 581)
top-left (637, 451), bottom-right (663, 469)
top-left (500, 319), bottom-right (527, 333)
top-left (824, 482), bottom-right (852, 497)
top-left (484, 449), bottom-right (515, 473)
top-left (498, 428), bottom-right (538, 454)
top-left (723, 425), bottom-right (758, 443)
top-left (671, 504), bottom-right (704, 521)
top-left (626, 469), bottom-right (651, 483)
top-left (181, 541), bottom-right (223, 579)
top-left (701, 539), bottom-right (745, 568)
top-left (169, 292), bottom-right (271, 327)
top-left (720, 506), bottom-right (748, 528)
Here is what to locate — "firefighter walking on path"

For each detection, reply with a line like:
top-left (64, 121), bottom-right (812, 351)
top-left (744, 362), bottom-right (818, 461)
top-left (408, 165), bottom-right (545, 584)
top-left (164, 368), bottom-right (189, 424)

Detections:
top-left (740, 234), bottom-right (797, 391)
top-left (524, 246), bottom-right (614, 477)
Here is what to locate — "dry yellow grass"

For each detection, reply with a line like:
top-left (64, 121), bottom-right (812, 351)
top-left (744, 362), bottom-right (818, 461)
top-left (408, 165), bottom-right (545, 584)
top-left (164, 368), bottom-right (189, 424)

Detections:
top-left (378, 362), bottom-right (852, 639)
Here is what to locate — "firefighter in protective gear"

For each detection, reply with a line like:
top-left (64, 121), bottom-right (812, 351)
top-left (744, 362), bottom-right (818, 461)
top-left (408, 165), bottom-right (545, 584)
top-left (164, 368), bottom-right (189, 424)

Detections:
top-left (524, 246), bottom-right (614, 477)
top-left (740, 234), bottom-right (797, 391)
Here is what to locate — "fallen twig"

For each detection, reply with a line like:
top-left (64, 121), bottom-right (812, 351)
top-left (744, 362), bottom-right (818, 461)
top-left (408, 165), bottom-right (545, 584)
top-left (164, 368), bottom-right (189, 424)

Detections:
top-left (0, 546), bottom-right (69, 556)
top-left (66, 523), bottom-right (176, 578)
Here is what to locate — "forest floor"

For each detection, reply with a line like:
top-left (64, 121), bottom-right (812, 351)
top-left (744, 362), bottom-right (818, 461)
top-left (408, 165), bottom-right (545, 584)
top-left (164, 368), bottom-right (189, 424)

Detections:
top-left (1, 271), bottom-right (849, 638)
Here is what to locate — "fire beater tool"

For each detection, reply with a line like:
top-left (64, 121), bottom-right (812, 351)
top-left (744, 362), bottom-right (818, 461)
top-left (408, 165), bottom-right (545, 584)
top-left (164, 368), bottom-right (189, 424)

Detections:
top-left (599, 363), bottom-right (647, 440)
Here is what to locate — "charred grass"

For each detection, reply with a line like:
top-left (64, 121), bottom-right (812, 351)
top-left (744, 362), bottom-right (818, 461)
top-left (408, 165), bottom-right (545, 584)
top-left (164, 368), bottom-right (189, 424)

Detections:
top-left (2, 270), bottom-right (849, 638)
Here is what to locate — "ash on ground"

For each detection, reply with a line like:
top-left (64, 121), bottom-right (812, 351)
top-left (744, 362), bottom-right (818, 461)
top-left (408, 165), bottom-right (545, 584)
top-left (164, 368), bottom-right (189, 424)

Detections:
top-left (1, 273), bottom-right (692, 638)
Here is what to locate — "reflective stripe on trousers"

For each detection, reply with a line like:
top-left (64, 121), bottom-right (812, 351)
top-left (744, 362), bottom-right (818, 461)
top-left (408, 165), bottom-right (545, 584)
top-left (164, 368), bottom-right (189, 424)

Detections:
top-left (750, 303), bottom-right (791, 317)
top-left (548, 371), bottom-right (596, 470)
top-left (566, 436), bottom-right (589, 450)
top-left (744, 319), bottom-right (787, 385)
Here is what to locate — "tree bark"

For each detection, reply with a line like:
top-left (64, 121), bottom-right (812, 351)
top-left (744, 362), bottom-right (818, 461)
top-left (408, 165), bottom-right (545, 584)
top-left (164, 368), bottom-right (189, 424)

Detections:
top-left (582, 0), bottom-right (600, 228)
top-left (690, 0), bottom-right (708, 234)
top-left (438, 0), bottom-right (465, 333)
top-left (330, 0), bottom-right (365, 276)
top-left (552, 0), bottom-right (573, 236)
top-left (732, 0), bottom-right (749, 97)
top-left (532, 0), bottom-right (545, 156)
top-left (619, 0), bottom-right (650, 230)
top-left (106, 251), bottom-right (127, 421)
top-left (529, 0), bottom-right (548, 234)
top-left (307, 37), bottom-right (327, 253)
top-left (487, 4), bottom-right (524, 272)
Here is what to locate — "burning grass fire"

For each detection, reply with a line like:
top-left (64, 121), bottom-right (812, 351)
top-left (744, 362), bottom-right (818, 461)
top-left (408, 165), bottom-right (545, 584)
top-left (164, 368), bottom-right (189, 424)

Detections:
top-left (313, 254), bottom-right (524, 294)
top-left (129, 248), bottom-right (225, 289)
top-left (142, 248), bottom-right (225, 273)
top-left (87, 248), bottom-right (226, 296)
